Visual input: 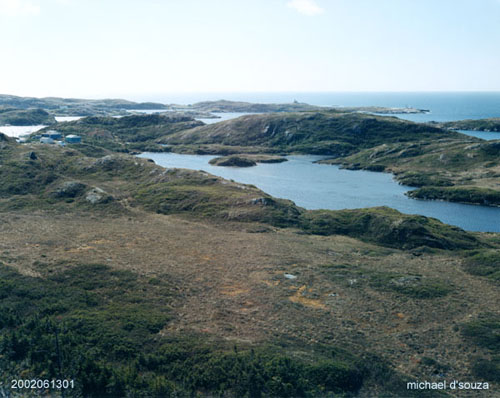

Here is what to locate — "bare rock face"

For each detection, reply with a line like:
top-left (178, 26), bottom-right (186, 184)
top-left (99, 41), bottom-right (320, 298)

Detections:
top-left (250, 197), bottom-right (272, 206)
top-left (85, 187), bottom-right (113, 204)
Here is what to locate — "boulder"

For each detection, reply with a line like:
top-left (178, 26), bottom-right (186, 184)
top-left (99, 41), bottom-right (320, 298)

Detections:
top-left (85, 187), bottom-right (113, 204)
top-left (53, 181), bottom-right (86, 198)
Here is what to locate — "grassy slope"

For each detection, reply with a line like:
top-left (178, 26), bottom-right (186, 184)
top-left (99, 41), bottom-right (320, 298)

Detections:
top-left (1, 138), bottom-right (498, 396)
top-left (161, 111), bottom-right (453, 155)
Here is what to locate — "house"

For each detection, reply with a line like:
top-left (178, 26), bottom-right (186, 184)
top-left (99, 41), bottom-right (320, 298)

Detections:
top-left (65, 134), bottom-right (81, 144)
top-left (47, 130), bottom-right (62, 140)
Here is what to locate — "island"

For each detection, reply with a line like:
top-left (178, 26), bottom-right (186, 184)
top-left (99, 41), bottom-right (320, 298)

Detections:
top-left (209, 154), bottom-right (288, 167)
top-left (172, 99), bottom-right (429, 115)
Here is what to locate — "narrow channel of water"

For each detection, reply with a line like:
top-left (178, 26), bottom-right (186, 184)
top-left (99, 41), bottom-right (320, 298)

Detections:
top-left (457, 130), bottom-right (500, 141)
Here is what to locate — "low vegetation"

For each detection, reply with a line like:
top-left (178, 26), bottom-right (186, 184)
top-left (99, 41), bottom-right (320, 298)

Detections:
top-left (299, 207), bottom-right (480, 250)
top-left (461, 314), bottom-right (500, 382)
top-left (0, 262), bottom-right (369, 397)
top-left (463, 250), bottom-right (500, 281)
top-left (323, 264), bottom-right (453, 299)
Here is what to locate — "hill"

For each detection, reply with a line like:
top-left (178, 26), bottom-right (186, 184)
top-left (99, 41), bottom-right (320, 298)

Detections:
top-left (0, 107), bottom-right (56, 125)
top-left (161, 111), bottom-right (453, 155)
top-left (179, 99), bottom-right (325, 113)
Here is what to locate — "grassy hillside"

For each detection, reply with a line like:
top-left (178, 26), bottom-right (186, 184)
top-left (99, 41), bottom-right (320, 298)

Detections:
top-left (161, 111), bottom-right (455, 155)
top-left (0, 107), bottom-right (56, 126)
top-left (1, 139), bottom-right (498, 396)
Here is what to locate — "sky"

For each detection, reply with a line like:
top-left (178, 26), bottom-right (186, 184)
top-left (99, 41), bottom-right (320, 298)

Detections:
top-left (0, 0), bottom-right (499, 99)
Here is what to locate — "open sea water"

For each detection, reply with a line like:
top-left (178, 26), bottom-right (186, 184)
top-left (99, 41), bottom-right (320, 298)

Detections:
top-left (144, 91), bottom-right (500, 123)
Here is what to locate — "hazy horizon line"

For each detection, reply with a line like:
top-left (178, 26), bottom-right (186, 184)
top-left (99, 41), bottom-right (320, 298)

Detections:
top-left (3, 90), bottom-right (500, 102)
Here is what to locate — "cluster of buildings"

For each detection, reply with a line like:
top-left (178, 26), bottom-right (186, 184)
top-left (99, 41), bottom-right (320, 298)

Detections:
top-left (33, 130), bottom-right (81, 145)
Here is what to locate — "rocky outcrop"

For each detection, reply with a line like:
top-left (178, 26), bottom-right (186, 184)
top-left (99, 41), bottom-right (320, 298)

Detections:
top-left (52, 181), bottom-right (87, 198)
top-left (85, 187), bottom-right (113, 204)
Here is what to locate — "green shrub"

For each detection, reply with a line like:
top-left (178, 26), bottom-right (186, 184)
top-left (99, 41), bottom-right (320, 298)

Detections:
top-left (464, 250), bottom-right (500, 281)
top-left (462, 314), bottom-right (500, 351)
